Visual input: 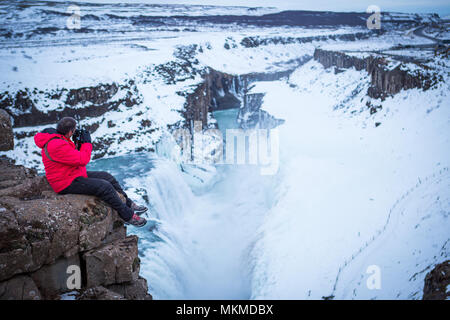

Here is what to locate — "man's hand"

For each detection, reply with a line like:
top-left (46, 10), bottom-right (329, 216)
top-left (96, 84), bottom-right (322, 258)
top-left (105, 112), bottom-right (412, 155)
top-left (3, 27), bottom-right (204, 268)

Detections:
top-left (81, 130), bottom-right (92, 144)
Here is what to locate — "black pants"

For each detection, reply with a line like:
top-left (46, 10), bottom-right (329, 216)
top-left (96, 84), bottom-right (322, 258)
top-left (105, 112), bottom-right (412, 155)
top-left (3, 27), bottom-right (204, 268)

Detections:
top-left (59, 171), bottom-right (133, 221)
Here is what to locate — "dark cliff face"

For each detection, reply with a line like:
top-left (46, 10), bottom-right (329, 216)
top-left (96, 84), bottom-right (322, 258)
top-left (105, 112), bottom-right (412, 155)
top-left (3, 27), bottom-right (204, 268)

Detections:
top-left (0, 157), bottom-right (152, 300)
top-left (131, 11), bottom-right (438, 29)
top-left (180, 68), bottom-right (241, 129)
top-left (240, 31), bottom-right (380, 48)
top-left (422, 260), bottom-right (450, 300)
top-left (182, 67), bottom-right (290, 131)
top-left (0, 110), bottom-right (13, 151)
top-left (313, 48), bottom-right (443, 100)
top-left (0, 81), bottom-right (141, 128)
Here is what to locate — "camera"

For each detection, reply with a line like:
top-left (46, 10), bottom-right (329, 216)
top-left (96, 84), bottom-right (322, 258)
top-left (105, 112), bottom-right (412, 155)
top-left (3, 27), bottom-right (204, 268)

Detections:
top-left (72, 128), bottom-right (89, 150)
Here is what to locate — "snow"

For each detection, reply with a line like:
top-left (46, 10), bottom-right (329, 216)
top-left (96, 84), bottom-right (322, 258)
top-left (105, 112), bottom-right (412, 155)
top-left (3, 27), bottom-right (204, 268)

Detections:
top-left (23, 1), bottom-right (282, 18)
top-left (0, 23), bottom-right (382, 169)
top-left (320, 30), bottom-right (435, 53)
top-left (0, 26), bottom-right (371, 91)
top-left (246, 60), bottom-right (450, 299)
top-left (1, 1), bottom-right (449, 300)
top-left (0, 36), bottom-right (197, 91)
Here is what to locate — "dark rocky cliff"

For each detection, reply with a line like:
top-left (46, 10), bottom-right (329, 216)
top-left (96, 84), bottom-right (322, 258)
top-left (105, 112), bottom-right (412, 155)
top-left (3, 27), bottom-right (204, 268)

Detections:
top-left (0, 81), bottom-right (141, 128)
top-left (313, 48), bottom-right (443, 100)
top-left (180, 67), bottom-right (241, 129)
top-left (0, 114), bottom-right (151, 300)
top-left (0, 157), bottom-right (152, 300)
top-left (182, 66), bottom-right (289, 131)
top-left (0, 109), bottom-right (13, 151)
top-left (240, 31), bottom-right (380, 49)
top-left (422, 260), bottom-right (450, 300)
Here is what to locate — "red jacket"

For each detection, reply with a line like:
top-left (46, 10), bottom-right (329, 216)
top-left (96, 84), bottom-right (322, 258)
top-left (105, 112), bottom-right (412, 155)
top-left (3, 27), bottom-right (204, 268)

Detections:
top-left (34, 132), bottom-right (93, 193)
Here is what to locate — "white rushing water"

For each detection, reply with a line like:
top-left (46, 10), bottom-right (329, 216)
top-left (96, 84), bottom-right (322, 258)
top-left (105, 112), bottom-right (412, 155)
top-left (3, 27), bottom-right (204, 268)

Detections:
top-left (135, 162), bottom-right (276, 299)
top-left (135, 104), bottom-right (284, 299)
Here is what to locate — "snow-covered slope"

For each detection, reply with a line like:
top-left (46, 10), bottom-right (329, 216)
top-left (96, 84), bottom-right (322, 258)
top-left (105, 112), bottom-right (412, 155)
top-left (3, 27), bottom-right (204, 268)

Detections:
top-left (247, 60), bottom-right (449, 299)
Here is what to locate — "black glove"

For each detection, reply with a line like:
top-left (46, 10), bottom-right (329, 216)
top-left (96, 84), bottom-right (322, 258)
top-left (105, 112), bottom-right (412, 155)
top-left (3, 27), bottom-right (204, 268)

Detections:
top-left (81, 130), bottom-right (92, 144)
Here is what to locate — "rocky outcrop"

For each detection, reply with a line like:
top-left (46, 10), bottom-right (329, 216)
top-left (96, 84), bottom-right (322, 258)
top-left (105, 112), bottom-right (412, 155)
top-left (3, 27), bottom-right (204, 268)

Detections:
top-left (422, 260), bottom-right (449, 300)
top-left (313, 48), bottom-right (443, 100)
top-left (0, 81), bottom-right (141, 128)
top-left (83, 236), bottom-right (140, 288)
top-left (240, 31), bottom-right (379, 48)
top-left (0, 156), bottom-right (152, 300)
top-left (181, 68), bottom-right (241, 129)
top-left (77, 286), bottom-right (126, 300)
top-left (132, 11), bottom-right (439, 29)
top-left (154, 44), bottom-right (204, 85)
top-left (182, 67), bottom-right (288, 130)
top-left (0, 110), bottom-right (13, 151)
top-left (0, 79), bottom-right (158, 162)
top-left (0, 274), bottom-right (41, 300)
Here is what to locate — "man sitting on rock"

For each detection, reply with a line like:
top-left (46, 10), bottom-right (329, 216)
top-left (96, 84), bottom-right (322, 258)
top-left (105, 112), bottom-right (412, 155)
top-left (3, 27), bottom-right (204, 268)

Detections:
top-left (34, 117), bottom-right (147, 227)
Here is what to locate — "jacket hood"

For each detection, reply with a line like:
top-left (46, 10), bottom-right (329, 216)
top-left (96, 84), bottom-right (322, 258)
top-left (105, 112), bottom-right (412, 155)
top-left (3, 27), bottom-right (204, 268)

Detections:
top-left (34, 132), bottom-right (66, 149)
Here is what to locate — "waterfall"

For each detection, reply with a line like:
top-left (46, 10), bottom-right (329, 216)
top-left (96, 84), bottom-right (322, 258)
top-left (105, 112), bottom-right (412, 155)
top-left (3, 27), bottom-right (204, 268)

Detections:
top-left (124, 79), bottom-right (283, 299)
top-left (123, 156), bottom-right (276, 299)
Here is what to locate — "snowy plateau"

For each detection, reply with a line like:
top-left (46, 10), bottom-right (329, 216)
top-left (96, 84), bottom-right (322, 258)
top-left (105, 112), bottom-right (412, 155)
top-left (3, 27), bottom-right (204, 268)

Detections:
top-left (0, 1), bottom-right (449, 300)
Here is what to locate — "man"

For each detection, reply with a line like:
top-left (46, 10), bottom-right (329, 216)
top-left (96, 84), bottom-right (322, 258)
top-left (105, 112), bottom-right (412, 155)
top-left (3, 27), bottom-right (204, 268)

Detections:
top-left (34, 117), bottom-right (147, 227)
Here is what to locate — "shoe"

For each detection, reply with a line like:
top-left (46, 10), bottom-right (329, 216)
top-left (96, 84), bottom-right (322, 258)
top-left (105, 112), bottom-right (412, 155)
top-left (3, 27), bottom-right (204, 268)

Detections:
top-left (125, 213), bottom-right (147, 227)
top-left (131, 202), bottom-right (148, 215)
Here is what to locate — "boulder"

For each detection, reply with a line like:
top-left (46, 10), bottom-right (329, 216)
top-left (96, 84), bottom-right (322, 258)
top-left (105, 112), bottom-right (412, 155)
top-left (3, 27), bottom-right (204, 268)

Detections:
top-left (313, 48), bottom-right (441, 100)
top-left (31, 254), bottom-right (80, 299)
top-left (0, 275), bottom-right (41, 300)
top-left (78, 196), bottom-right (124, 252)
top-left (83, 235), bottom-right (140, 288)
top-left (107, 276), bottom-right (153, 300)
top-left (422, 260), bottom-right (450, 300)
top-left (77, 286), bottom-right (125, 300)
top-left (0, 194), bottom-right (125, 281)
top-left (0, 195), bottom-right (81, 274)
top-left (0, 207), bottom-right (31, 277)
top-left (0, 164), bottom-right (125, 282)
top-left (0, 109), bottom-right (13, 151)
top-left (0, 158), bottom-right (149, 300)
top-left (0, 157), bottom-right (38, 191)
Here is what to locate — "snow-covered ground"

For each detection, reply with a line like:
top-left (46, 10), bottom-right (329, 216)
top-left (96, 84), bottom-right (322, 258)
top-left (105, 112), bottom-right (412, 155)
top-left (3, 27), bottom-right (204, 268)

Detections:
top-left (1, 1), bottom-right (449, 300)
top-left (0, 24), bottom-right (374, 167)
